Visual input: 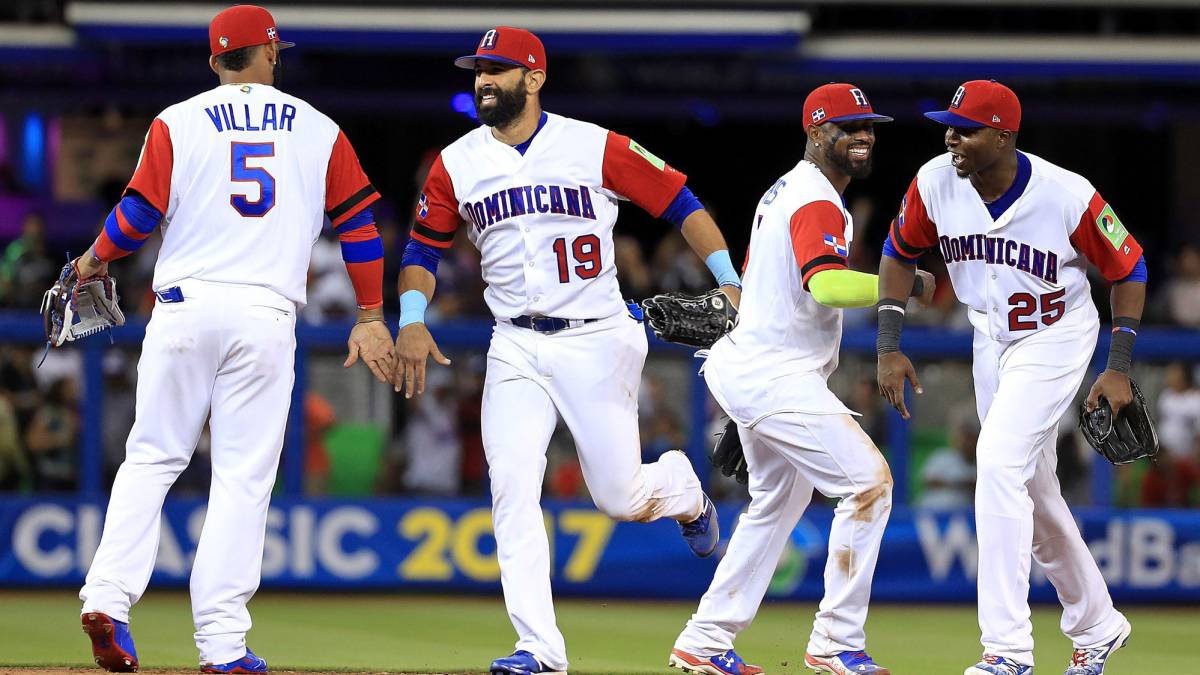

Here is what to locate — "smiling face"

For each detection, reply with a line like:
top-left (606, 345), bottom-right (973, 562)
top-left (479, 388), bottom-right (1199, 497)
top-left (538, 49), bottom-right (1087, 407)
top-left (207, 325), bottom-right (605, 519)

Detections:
top-left (818, 120), bottom-right (876, 179)
top-left (944, 125), bottom-right (1012, 177)
top-left (474, 60), bottom-right (533, 127)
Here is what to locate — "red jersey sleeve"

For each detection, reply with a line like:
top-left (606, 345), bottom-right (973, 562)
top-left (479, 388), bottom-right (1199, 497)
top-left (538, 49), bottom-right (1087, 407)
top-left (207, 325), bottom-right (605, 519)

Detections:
top-left (124, 118), bottom-right (173, 213)
top-left (601, 131), bottom-right (688, 217)
top-left (410, 154), bottom-right (462, 250)
top-left (325, 130), bottom-right (380, 228)
top-left (1069, 192), bottom-right (1143, 281)
top-left (790, 200), bottom-right (850, 288)
top-left (888, 177), bottom-right (939, 259)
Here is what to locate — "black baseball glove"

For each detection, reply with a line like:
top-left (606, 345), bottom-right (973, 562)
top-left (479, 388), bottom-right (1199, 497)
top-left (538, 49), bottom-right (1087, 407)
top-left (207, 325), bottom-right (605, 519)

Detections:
top-left (641, 289), bottom-right (737, 349)
top-left (710, 417), bottom-right (748, 485)
top-left (1078, 378), bottom-right (1159, 465)
top-left (40, 259), bottom-right (126, 348)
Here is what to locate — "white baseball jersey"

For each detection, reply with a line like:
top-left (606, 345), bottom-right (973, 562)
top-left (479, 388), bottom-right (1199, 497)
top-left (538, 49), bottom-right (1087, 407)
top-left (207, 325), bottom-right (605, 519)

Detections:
top-left (410, 112), bottom-right (688, 320)
top-left (125, 83), bottom-right (379, 307)
top-left (889, 151), bottom-right (1142, 341)
top-left (705, 160), bottom-right (856, 425)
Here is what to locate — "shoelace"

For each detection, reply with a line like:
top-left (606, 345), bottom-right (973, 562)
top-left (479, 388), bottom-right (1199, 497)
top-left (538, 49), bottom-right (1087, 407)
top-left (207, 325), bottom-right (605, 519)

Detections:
top-left (1064, 648), bottom-right (1106, 675)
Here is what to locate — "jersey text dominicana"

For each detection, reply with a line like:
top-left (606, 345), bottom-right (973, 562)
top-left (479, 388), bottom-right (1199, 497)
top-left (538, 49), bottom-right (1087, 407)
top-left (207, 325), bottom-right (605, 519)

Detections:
top-left (890, 151), bottom-right (1141, 341)
top-left (411, 113), bottom-right (687, 320)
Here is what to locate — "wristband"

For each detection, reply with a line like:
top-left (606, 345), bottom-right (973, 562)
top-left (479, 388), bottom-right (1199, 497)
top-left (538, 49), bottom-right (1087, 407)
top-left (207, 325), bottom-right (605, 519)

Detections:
top-left (1106, 317), bottom-right (1139, 373)
top-left (705, 250), bottom-right (741, 289)
top-left (876, 299), bottom-right (906, 355)
top-left (398, 290), bottom-right (429, 329)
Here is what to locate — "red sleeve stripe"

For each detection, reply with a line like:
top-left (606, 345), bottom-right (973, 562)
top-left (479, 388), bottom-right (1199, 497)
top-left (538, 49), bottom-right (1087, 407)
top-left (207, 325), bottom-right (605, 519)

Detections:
top-left (339, 223), bottom-right (381, 243)
top-left (93, 231), bottom-right (132, 263)
top-left (114, 205), bottom-right (152, 242)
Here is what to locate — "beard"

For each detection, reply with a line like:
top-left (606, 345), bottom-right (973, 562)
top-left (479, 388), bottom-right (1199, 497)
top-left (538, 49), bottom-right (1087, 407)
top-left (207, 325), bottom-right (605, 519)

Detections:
top-left (271, 57), bottom-right (283, 88)
top-left (475, 79), bottom-right (528, 128)
top-left (828, 143), bottom-right (873, 179)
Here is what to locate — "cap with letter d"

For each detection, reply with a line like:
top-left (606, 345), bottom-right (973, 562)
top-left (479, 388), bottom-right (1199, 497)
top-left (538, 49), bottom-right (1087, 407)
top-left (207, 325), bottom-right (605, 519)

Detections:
top-left (803, 83), bottom-right (893, 128)
top-left (209, 4), bottom-right (295, 57)
top-left (925, 79), bottom-right (1021, 131)
top-left (455, 26), bottom-right (546, 73)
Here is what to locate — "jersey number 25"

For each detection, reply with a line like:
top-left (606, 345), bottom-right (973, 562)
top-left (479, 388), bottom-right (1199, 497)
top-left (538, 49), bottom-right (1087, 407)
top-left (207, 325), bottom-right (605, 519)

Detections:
top-left (1008, 289), bottom-right (1065, 332)
top-left (230, 142), bottom-right (275, 217)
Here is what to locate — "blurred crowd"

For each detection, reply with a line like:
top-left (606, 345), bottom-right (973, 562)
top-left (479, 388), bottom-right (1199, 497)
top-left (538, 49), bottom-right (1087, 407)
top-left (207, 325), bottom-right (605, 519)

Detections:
top-left (2, 164), bottom-right (1200, 506)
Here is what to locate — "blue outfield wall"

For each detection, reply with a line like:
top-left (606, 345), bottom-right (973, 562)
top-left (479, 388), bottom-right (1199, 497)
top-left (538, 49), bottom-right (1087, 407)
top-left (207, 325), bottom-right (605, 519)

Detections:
top-left (3, 497), bottom-right (1199, 603)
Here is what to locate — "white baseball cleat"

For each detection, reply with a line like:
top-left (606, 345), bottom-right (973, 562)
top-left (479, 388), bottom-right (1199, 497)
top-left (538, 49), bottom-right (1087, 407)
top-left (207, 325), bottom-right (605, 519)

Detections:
top-left (964, 654), bottom-right (1032, 675)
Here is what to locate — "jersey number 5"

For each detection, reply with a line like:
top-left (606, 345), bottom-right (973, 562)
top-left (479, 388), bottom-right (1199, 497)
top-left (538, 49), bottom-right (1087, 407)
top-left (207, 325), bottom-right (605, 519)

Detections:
top-left (230, 142), bottom-right (275, 217)
top-left (1008, 289), bottom-right (1065, 331)
top-left (553, 235), bottom-right (602, 283)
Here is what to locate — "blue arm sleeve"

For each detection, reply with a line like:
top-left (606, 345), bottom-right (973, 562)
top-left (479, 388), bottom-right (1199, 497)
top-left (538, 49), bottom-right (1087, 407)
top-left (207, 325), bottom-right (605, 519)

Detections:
top-left (882, 236), bottom-right (919, 262)
top-left (1118, 255), bottom-right (1147, 283)
top-left (660, 186), bottom-right (704, 229)
top-left (401, 238), bottom-right (443, 276)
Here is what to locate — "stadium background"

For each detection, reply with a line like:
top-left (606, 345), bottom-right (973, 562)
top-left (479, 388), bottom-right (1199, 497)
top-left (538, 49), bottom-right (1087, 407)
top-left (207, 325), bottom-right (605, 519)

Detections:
top-left (1, 0), bottom-right (1198, 671)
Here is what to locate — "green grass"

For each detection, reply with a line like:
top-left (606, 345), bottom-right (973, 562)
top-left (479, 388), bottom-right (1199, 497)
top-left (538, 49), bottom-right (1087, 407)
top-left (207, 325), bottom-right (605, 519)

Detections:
top-left (3, 591), bottom-right (1196, 673)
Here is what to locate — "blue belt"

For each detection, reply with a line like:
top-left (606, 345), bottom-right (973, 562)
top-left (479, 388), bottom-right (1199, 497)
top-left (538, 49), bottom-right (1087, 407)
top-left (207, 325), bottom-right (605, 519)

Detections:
top-left (509, 315), bottom-right (598, 333)
top-left (154, 286), bottom-right (184, 303)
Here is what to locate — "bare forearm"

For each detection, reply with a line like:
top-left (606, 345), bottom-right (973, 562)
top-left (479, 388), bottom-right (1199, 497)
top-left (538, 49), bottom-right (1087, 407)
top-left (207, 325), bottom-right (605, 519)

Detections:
top-left (680, 209), bottom-right (729, 260)
top-left (398, 265), bottom-right (437, 300)
top-left (1111, 280), bottom-right (1145, 321)
top-left (878, 255), bottom-right (917, 300)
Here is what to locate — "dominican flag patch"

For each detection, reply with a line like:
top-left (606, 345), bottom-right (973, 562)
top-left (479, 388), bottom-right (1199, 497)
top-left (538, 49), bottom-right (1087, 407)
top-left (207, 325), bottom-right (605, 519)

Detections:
top-left (823, 233), bottom-right (848, 256)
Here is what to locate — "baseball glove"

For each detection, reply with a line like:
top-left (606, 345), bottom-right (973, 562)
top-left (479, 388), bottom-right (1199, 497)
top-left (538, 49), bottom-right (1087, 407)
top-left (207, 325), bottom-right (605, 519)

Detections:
top-left (640, 289), bottom-right (737, 349)
top-left (710, 417), bottom-right (748, 485)
top-left (1078, 378), bottom-right (1159, 465)
top-left (40, 259), bottom-right (126, 347)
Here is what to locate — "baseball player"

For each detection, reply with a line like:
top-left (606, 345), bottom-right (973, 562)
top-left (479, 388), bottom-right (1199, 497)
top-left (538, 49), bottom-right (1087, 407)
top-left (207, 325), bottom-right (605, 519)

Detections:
top-left (76, 6), bottom-right (393, 671)
top-left (669, 83), bottom-right (933, 675)
top-left (877, 80), bottom-right (1145, 675)
top-left (393, 27), bottom-right (741, 675)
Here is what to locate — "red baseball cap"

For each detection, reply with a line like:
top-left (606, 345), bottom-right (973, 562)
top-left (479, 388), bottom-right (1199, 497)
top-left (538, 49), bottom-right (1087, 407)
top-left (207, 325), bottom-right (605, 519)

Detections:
top-left (925, 80), bottom-right (1021, 131)
top-left (804, 83), bottom-right (893, 128)
top-left (454, 27), bottom-right (546, 73)
top-left (209, 5), bottom-right (294, 57)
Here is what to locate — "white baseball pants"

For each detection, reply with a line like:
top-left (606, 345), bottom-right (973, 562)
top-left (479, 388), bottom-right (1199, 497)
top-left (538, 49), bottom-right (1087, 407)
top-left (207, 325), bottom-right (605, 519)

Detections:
top-left (675, 410), bottom-right (892, 658)
top-left (972, 322), bottom-right (1127, 665)
top-left (483, 313), bottom-right (705, 671)
top-left (80, 280), bottom-right (296, 665)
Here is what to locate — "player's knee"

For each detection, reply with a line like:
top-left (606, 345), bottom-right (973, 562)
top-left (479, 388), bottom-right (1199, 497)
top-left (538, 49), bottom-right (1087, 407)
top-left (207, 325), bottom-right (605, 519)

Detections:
top-left (486, 462), bottom-right (545, 501)
top-left (592, 489), bottom-right (649, 522)
top-left (849, 474), bottom-right (892, 522)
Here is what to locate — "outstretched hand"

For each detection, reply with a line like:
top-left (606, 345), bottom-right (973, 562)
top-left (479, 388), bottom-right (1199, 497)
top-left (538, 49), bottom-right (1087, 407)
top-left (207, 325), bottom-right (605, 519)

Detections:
top-left (877, 351), bottom-right (923, 420)
top-left (394, 322), bottom-right (452, 398)
top-left (345, 320), bottom-right (396, 385)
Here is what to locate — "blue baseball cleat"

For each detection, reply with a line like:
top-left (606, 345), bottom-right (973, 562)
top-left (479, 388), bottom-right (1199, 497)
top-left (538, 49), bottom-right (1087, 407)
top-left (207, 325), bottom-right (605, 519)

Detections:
top-left (964, 655), bottom-right (1032, 675)
top-left (680, 494), bottom-right (719, 558)
top-left (489, 650), bottom-right (566, 675)
top-left (81, 612), bottom-right (138, 672)
top-left (669, 648), bottom-right (764, 674)
top-left (201, 648), bottom-right (268, 673)
top-left (806, 650), bottom-right (891, 674)
top-left (1064, 621), bottom-right (1131, 675)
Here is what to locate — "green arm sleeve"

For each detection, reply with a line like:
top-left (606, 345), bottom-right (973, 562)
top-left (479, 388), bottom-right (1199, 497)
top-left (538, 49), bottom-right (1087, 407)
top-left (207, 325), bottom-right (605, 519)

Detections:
top-left (808, 268), bottom-right (880, 308)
